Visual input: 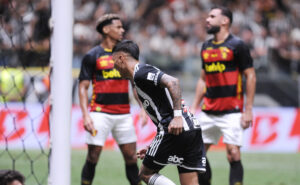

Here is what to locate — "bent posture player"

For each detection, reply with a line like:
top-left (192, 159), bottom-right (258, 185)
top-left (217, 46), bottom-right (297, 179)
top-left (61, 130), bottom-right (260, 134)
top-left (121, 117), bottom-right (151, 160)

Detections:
top-left (79, 14), bottom-right (146, 185)
top-left (190, 6), bottom-right (256, 185)
top-left (112, 40), bottom-right (206, 185)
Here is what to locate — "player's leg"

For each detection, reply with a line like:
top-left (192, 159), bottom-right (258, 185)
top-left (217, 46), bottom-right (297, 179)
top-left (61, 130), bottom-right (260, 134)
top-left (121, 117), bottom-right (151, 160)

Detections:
top-left (81, 144), bottom-right (103, 185)
top-left (119, 142), bottom-right (140, 185)
top-left (113, 114), bottom-right (139, 185)
top-left (140, 131), bottom-right (178, 185)
top-left (226, 144), bottom-right (243, 185)
top-left (81, 112), bottom-right (111, 185)
top-left (175, 129), bottom-right (208, 185)
top-left (197, 112), bottom-right (221, 185)
top-left (221, 113), bottom-right (244, 185)
top-left (139, 164), bottom-right (175, 185)
top-left (179, 171), bottom-right (199, 185)
top-left (198, 144), bottom-right (212, 185)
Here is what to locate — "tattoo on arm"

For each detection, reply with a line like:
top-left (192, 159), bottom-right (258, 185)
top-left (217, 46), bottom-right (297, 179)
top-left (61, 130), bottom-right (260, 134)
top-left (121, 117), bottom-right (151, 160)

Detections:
top-left (160, 74), bottom-right (181, 110)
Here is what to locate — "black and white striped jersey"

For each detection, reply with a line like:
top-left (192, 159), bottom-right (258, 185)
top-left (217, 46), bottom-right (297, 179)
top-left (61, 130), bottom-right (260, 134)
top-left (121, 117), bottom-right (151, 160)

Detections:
top-left (133, 63), bottom-right (201, 133)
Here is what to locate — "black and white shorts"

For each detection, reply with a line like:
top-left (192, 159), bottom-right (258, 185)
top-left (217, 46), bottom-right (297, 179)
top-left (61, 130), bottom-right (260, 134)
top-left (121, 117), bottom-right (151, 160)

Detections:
top-left (143, 129), bottom-right (206, 173)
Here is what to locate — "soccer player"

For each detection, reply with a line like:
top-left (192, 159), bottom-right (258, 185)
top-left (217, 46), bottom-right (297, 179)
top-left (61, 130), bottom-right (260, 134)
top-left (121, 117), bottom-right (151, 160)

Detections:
top-left (78, 14), bottom-right (146, 185)
top-left (112, 40), bottom-right (207, 185)
top-left (190, 6), bottom-right (256, 185)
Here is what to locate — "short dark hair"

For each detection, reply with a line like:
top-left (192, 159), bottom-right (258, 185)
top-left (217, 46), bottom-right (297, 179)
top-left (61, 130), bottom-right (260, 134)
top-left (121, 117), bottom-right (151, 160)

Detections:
top-left (211, 5), bottom-right (233, 24)
top-left (112, 40), bottom-right (140, 60)
top-left (0, 170), bottom-right (25, 185)
top-left (96, 14), bottom-right (120, 34)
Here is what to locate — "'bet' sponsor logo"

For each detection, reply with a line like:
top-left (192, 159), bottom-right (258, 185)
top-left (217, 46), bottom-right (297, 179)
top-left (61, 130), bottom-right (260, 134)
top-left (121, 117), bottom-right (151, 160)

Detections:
top-left (168, 155), bottom-right (184, 164)
top-left (102, 69), bottom-right (121, 79)
top-left (204, 62), bottom-right (226, 73)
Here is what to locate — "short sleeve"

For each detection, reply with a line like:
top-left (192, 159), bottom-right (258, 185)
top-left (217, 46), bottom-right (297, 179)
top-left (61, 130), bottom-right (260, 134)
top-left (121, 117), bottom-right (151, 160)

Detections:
top-left (135, 65), bottom-right (165, 87)
top-left (200, 43), bottom-right (206, 70)
top-left (78, 54), bottom-right (94, 81)
top-left (155, 70), bottom-right (165, 86)
top-left (235, 41), bottom-right (253, 71)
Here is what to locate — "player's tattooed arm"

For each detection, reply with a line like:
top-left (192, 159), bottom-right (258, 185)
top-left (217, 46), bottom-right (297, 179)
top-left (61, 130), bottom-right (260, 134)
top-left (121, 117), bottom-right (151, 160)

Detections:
top-left (160, 74), bottom-right (181, 110)
top-left (161, 74), bottom-right (183, 135)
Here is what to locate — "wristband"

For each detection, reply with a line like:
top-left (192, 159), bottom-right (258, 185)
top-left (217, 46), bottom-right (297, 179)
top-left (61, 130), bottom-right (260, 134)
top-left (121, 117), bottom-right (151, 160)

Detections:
top-left (174, 110), bottom-right (182, 117)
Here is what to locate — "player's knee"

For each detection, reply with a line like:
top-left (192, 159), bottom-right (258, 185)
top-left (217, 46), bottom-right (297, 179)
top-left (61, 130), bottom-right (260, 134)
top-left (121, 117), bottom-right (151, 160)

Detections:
top-left (226, 147), bottom-right (240, 162)
top-left (138, 171), bottom-right (150, 183)
top-left (138, 167), bottom-right (155, 184)
top-left (123, 151), bottom-right (138, 164)
top-left (87, 151), bottom-right (100, 163)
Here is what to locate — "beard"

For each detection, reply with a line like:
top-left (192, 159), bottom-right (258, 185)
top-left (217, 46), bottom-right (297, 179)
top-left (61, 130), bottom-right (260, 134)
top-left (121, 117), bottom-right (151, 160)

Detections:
top-left (206, 25), bottom-right (220, 34)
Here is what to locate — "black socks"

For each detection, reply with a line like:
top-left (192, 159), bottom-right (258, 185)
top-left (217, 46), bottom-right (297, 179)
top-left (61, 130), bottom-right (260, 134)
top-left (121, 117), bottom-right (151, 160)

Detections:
top-left (198, 159), bottom-right (243, 185)
top-left (81, 160), bottom-right (96, 185)
top-left (229, 160), bottom-right (243, 185)
top-left (125, 163), bottom-right (141, 185)
top-left (81, 161), bottom-right (140, 185)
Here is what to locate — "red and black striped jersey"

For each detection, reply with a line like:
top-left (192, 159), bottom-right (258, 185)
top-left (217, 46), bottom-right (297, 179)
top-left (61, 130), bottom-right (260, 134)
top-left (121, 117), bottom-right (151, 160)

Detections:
top-left (79, 45), bottom-right (130, 114)
top-left (201, 34), bottom-right (253, 114)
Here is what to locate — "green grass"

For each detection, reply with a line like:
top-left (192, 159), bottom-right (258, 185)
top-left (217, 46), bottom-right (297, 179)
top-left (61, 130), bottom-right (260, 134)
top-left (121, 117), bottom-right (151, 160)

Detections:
top-left (0, 149), bottom-right (299, 185)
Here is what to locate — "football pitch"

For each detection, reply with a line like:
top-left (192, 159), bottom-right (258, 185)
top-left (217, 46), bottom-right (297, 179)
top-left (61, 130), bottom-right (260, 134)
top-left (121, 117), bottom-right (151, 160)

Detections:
top-left (0, 149), bottom-right (299, 185)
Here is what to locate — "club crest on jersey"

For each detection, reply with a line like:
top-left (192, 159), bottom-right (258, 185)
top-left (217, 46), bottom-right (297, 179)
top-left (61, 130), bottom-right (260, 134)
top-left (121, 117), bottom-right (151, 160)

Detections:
top-left (202, 47), bottom-right (233, 62)
top-left (147, 72), bottom-right (155, 81)
top-left (168, 155), bottom-right (184, 164)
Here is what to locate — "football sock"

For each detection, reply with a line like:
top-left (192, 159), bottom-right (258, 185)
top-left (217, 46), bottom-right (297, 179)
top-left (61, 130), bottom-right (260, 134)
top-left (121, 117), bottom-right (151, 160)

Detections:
top-left (148, 174), bottom-right (176, 185)
top-left (81, 160), bottom-right (96, 185)
top-left (125, 163), bottom-right (141, 185)
top-left (229, 160), bottom-right (243, 185)
top-left (198, 158), bottom-right (211, 185)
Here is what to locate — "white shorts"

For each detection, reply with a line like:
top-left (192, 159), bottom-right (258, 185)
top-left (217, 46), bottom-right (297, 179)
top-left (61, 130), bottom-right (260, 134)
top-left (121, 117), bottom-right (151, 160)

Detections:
top-left (198, 111), bottom-right (243, 146)
top-left (86, 112), bottom-right (137, 146)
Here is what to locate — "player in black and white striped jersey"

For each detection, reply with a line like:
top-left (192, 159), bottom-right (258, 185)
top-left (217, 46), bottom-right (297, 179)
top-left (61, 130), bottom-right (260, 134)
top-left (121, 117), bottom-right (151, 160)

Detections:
top-left (112, 40), bottom-right (206, 185)
top-left (133, 64), bottom-right (202, 134)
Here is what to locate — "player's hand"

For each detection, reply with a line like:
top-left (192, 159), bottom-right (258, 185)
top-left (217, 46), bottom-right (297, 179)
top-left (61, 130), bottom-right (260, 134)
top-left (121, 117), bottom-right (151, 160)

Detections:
top-left (83, 114), bottom-right (96, 135)
top-left (168, 117), bottom-right (183, 135)
top-left (137, 147), bottom-right (148, 160)
top-left (139, 109), bottom-right (148, 127)
top-left (190, 106), bottom-right (197, 115)
top-left (241, 109), bottom-right (253, 129)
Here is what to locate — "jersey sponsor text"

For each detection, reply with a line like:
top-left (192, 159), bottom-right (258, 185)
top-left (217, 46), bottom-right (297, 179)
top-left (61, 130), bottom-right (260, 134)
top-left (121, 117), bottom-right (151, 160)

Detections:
top-left (204, 62), bottom-right (226, 73)
top-left (102, 68), bottom-right (121, 79)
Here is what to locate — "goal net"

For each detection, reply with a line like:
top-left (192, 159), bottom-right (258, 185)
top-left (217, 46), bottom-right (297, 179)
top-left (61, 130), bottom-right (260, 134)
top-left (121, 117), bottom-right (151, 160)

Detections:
top-left (0, 0), bottom-right (51, 184)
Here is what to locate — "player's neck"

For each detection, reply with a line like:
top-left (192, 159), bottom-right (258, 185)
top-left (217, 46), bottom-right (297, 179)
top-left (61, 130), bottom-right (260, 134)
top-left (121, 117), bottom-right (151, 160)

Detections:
top-left (100, 37), bottom-right (117, 50)
top-left (127, 61), bottom-right (138, 80)
top-left (213, 29), bottom-right (230, 43)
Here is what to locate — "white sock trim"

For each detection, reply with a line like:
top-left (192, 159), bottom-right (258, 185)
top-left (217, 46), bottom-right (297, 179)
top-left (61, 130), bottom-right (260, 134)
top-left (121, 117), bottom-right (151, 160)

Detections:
top-left (148, 174), bottom-right (176, 185)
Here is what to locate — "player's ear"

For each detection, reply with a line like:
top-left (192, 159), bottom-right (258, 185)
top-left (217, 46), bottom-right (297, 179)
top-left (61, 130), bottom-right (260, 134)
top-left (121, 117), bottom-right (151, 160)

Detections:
top-left (222, 16), bottom-right (230, 26)
top-left (120, 54), bottom-right (127, 63)
top-left (103, 25), bottom-right (110, 34)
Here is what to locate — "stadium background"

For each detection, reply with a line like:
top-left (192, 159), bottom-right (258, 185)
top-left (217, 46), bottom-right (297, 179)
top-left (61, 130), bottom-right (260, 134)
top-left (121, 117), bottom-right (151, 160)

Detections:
top-left (0, 0), bottom-right (300, 184)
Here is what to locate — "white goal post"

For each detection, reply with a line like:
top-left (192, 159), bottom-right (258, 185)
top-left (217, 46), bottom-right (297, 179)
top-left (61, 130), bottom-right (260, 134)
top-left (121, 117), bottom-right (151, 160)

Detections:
top-left (49, 0), bottom-right (73, 184)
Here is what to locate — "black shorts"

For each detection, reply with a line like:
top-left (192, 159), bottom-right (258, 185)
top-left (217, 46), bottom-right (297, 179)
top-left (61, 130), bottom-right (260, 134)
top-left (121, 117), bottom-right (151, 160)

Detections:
top-left (143, 130), bottom-right (206, 174)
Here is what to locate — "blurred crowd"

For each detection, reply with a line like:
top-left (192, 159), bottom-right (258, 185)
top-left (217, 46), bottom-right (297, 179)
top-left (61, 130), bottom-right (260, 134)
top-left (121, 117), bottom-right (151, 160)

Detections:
top-left (1, 0), bottom-right (300, 77)
top-left (0, 0), bottom-right (50, 66)
top-left (72, 0), bottom-right (300, 78)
